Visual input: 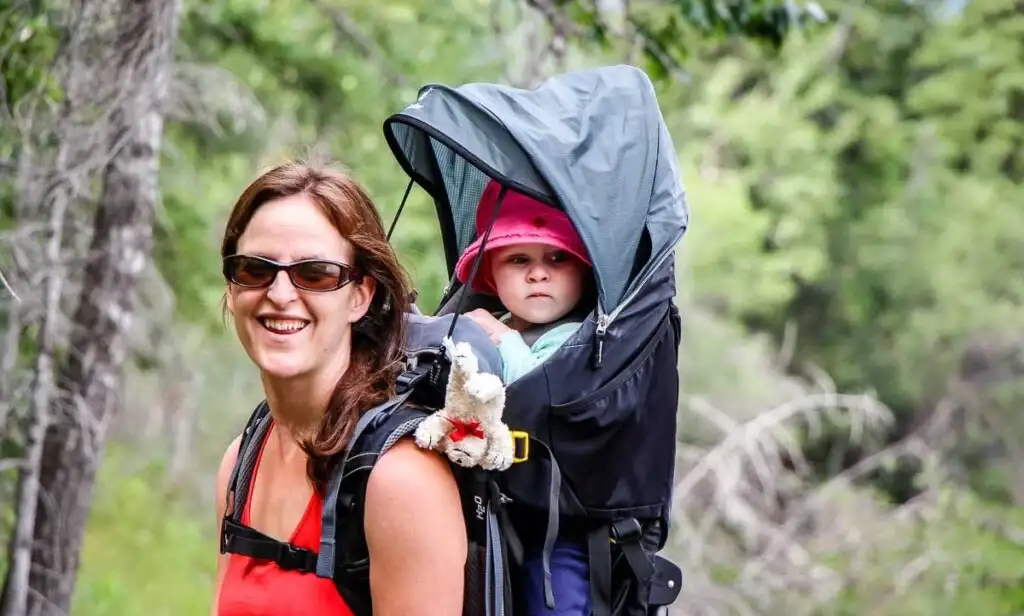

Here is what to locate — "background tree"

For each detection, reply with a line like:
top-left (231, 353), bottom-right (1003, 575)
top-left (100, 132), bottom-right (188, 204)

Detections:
top-left (1, 0), bottom-right (1021, 614)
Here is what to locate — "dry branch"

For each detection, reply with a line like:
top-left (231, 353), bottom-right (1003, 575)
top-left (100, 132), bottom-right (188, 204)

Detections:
top-left (520, 0), bottom-right (693, 83)
top-left (665, 361), bottom-right (906, 615)
top-left (0, 271), bottom-right (20, 304)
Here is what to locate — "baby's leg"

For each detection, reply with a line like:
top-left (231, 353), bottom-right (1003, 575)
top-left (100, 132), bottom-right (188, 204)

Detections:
top-left (518, 539), bottom-right (590, 615)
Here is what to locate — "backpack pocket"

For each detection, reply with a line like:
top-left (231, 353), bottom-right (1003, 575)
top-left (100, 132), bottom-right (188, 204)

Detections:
top-left (546, 308), bottom-right (680, 519)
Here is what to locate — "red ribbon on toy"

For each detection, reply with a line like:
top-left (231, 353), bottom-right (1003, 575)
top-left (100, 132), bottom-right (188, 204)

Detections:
top-left (447, 418), bottom-right (485, 442)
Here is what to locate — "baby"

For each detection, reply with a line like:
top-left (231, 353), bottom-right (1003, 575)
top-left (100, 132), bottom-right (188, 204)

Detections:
top-left (456, 179), bottom-right (594, 615)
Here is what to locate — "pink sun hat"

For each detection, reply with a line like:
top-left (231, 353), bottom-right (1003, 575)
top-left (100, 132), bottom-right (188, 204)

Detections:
top-left (455, 179), bottom-right (591, 296)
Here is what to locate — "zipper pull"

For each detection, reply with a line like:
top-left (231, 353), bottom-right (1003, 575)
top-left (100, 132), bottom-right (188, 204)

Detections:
top-left (593, 314), bottom-right (609, 368)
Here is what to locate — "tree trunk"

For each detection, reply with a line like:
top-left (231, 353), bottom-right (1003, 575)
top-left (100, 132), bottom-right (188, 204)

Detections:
top-left (11, 0), bottom-right (182, 613)
top-left (0, 146), bottom-right (73, 616)
top-left (0, 0), bottom-right (117, 611)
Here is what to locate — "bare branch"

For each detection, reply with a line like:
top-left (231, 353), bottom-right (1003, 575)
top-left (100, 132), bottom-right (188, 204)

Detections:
top-left (0, 270), bottom-right (21, 304)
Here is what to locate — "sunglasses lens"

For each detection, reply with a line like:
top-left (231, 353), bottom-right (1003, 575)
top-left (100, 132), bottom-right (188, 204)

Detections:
top-left (226, 256), bottom-right (277, 287)
top-left (293, 261), bottom-right (346, 291)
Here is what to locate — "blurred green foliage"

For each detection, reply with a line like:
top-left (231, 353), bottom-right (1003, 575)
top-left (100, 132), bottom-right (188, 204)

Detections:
top-left (1, 0), bottom-right (1022, 612)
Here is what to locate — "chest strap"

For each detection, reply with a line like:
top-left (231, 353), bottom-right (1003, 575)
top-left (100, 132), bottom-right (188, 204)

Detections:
top-left (220, 517), bottom-right (318, 573)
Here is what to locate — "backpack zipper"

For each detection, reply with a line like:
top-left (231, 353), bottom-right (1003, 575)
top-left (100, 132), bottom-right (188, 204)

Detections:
top-left (592, 229), bottom-right (685, 367)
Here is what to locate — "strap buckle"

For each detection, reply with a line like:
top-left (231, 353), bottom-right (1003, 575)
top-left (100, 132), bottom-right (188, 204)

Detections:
top-left (396, 368), bottom-right (423, 393)
top-left (510, 431), bottom-right (530, 463)
top-left (277, 543), bottom-right (312, 571)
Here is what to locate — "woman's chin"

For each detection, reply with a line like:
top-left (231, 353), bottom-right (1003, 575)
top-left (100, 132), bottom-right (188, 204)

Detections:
top-left (254, 351), bottom-right (310, 381)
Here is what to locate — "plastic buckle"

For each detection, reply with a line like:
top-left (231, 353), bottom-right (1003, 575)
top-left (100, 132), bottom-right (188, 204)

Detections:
top-left (395, 372), bottom-right (414, 394)
top-left (278, 544), bottom-right (308, 571)
top-left (396, 365), bottom-right (427, 393)
top-left (510, 431), bottom-right (530, 463)
top-left (609, 518), bottom-right (643, 544)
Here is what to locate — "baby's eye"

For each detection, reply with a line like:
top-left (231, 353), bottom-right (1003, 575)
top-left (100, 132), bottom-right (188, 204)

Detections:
top-left (509, 255), bottom-right (529, 265)
top-left (547, 251), bottom-right (570, 263)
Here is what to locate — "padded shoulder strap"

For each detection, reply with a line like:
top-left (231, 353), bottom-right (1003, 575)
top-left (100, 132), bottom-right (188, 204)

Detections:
top-left (317, 393), bottom-right (429, 616)
top-left (317, 391), bottom-right (427, 572)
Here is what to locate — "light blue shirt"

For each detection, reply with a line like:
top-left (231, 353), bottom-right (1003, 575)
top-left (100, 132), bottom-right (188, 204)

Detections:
top-left (496, 321), bottom-right (579, 384)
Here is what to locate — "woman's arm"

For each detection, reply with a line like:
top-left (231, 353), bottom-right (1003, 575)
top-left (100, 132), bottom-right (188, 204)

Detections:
top-left (210, 436), bottom-right (241, 616)
top-left (364, 438), bottom-right (467, 616)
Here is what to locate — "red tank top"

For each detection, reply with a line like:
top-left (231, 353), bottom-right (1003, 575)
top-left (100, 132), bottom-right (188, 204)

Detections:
top-left (217, 425), bottom-right (354, 616)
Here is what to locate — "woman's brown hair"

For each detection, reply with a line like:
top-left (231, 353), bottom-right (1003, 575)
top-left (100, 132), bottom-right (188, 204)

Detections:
top-left (221, 160), bottom-right (413, 488)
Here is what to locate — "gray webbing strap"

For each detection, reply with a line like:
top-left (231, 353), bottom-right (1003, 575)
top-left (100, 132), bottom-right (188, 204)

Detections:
top-left (533, 438), bottom-right (563, 609)
top-left (486, 500), bottom-right (507, 616)
top-left (229, 401), bottom-right (272, 521)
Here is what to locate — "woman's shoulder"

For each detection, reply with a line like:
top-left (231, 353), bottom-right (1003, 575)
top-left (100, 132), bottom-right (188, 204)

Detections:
top-left (366, 438), bottom-right (458, 505)
top-left (362, 438), bottom-right (468, 614)
top-left (362, 439), bottom-right (467, 558)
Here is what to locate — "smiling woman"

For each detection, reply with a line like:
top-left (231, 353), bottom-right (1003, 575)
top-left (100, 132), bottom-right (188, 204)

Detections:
top-left (224, 193), bottom-right (371, 382)
top-left (210, 160), bottom-right (467, 616)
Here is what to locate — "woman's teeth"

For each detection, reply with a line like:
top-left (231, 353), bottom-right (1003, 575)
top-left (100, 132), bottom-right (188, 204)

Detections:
top-left (260, 318), bottom-right (309, 333)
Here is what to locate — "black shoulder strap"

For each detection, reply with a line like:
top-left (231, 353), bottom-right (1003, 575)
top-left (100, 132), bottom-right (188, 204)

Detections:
top-left (317, 392), bottom-right (428, 616)
top-left (219, 400), bottom-right (324, 574)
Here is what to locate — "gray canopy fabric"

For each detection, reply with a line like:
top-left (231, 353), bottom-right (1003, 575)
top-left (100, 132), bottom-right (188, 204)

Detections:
top-left (383, 64), bottom-right (689, 311)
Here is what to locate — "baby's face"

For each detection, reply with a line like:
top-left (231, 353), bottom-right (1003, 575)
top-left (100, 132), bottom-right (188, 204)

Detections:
top-left (489, 243), bottom-right (586, 326)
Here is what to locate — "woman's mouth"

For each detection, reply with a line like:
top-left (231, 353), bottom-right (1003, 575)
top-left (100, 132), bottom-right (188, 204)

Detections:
top-left (259, 317), bottom-right (310, 334)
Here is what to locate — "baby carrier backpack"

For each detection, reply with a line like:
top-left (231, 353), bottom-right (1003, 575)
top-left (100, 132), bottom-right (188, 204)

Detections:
top-left (219, 64), bottom-right (688, 616)
top-left (381, 64), bottom-right (689, 615)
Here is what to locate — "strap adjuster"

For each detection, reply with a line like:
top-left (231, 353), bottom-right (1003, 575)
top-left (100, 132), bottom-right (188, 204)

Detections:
top-left (609, 518), bottom-right (642, 544)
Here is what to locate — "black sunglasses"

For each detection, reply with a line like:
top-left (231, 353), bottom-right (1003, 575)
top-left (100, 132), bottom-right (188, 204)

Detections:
top-left (222, 255), bottom-right (361, 292)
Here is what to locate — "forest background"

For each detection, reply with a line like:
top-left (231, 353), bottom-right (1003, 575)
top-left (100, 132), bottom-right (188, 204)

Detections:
top-left (1, 0), bottom-right (1023, 614)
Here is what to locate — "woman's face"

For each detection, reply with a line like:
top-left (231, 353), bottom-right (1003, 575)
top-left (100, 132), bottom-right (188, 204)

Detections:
top-left (226, 193), bottom-right (374, 382)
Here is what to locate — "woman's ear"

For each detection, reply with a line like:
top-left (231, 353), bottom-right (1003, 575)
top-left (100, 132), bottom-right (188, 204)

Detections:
top-left (225, 287), bottom-right (235, 315)
top-left (348, 276), bottom-right (377, 323)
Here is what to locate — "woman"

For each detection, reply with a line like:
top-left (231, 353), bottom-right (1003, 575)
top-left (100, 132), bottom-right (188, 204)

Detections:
top-left (211, 160), bottom-right (467, 615)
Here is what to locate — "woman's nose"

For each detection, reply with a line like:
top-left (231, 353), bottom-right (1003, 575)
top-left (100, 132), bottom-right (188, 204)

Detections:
top-left (266, 270), bottom-right (298, 304)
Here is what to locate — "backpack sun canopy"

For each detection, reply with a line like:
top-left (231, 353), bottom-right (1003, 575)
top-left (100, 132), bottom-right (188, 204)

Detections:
top-left (382, 64), bottom-right (689, 313)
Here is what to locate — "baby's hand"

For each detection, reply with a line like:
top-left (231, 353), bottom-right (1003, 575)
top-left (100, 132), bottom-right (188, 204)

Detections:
top-left (465, 308), bottom-right (512, 344)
